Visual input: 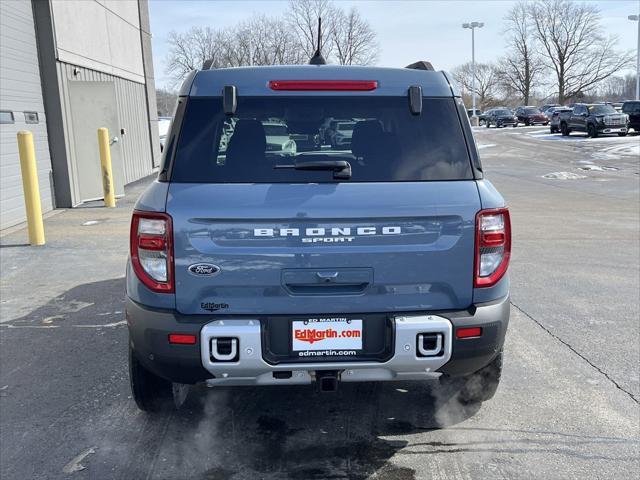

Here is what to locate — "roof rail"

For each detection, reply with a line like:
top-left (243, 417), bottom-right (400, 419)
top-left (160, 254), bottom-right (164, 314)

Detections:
top-left (405, 61), bottom-right (434, 71)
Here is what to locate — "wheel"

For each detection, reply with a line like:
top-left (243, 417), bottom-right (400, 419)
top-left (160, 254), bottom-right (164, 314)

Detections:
top-left (129, 346), bottom-right (174, 412)
top-left (561, 123), bottom-right (570, 136)
top-left (544, 122), bottom-right (549, 126)
top-left (550, 126), bottom-right (556, 134)
top-left (485, 120), bottom-right (490, 128)
top-left (588, 124), bottom-right (598, 138)
top-left (439, 351), bottom-right (503, 404)
top-left (513, 123), bottom-right (518, 128)
top-left (525, 120), bottom-right (530, 126)
top-left (479, 119), bottom-right (486, 126)
top-left (618, 132), bottom-right (627, 137)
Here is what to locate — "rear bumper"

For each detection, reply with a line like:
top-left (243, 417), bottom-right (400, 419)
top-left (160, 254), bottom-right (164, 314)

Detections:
top-left (126, 295), bottom-right (510, 385)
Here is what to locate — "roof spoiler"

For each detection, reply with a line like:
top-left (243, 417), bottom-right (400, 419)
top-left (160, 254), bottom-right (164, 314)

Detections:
top-left (405, 61), bottom-right (435, 71)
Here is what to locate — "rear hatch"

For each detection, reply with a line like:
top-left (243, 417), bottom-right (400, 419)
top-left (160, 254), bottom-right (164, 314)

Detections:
top-left (167, 94), bottom-right (480, 315)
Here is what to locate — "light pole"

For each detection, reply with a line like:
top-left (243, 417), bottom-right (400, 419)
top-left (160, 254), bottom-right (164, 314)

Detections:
top-left (629, 14), bottom-right (639, 100)
top-left (462, 21), bottom-right (484, 125)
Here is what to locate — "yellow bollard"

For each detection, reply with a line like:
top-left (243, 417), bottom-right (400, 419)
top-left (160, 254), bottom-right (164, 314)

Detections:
top-left (97, 127), bottom-right (116, 208)
top-left (17, 131), bottom-right (45, 245)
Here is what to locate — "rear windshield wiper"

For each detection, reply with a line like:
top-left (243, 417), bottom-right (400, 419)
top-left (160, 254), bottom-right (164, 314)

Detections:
top-left (275, 159), bottom-right (352, 179)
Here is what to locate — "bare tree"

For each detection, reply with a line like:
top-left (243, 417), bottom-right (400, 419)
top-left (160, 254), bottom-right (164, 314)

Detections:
top-left (332, 8), bottom-right (379, 65)
top-left (287, 0), bottom-right (339, 60)
top-left (530, 0), bottom-right (634, 103)
top-left (165, 16), bottom-right (305, 85)
top-left (166, 27), bottom-right (220, 83)
top-left (166, 2), bottom-right (380, 85)
top-left (452, 62), bottom-right (499, 110)
top-left (495, 2), bottom-right (544, 105)
top-left (156, 88), bottom-right (177, 117)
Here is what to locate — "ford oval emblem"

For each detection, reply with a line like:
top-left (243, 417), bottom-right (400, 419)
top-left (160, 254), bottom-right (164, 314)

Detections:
top-left (188, 263), bottom-right (220, 276)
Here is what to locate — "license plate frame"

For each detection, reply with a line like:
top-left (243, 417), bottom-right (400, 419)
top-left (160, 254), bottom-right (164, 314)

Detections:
top-left (291, 317), bottom-right (363, 353)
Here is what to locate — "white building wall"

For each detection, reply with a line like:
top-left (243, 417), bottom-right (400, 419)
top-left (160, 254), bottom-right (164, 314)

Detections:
top-left (0, 0), bottom-right (54, 230)
top-left (50, 0), bottom-right (145, 84)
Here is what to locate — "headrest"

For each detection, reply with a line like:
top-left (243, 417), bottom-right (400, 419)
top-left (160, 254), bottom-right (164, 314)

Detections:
top-left (351, 120), bottom-right (384, 157)
top-left (226, 119), bottom-right (266, 161)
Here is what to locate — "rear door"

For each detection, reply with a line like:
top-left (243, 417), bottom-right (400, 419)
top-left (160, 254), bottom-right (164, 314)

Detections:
top-left (167, 95), bottom-right (481, 316)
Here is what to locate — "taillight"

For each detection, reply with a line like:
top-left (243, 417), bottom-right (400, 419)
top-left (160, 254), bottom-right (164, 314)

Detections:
top-left (130, 211), bottom-right (174, 293)
top-left (474, 208), bottom-right (511, 288)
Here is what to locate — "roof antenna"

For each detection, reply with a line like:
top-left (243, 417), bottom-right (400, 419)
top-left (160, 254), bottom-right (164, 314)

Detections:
top-left (309, 17), bottom-right (326, 65)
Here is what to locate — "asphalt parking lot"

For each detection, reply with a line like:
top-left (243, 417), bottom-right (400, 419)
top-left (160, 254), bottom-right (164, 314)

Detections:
top-left (1, 126), bottom-right (638, 479)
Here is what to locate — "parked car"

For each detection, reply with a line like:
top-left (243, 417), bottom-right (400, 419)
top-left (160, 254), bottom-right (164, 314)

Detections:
top-left (478, 108), bottom-right (497, 126)
top-left (541, 104), bottom-right (561, 115)
top-left (263, 121), bottom-right (297, 154)
top-left (289, 132), bottom-right (320, 152)
top-left (621, 101), bottom-right (640, 132)
top-left (548, 107), bottom-right (573, 133)
top-left (515, 106), bottom-right (548, 126)
top-left (158, 117), bottom-right (171, 152)
top-left (612, 102), bottom-right (624, 113)
top-left (560, 103), bottom-right (629, 137)
top-left (126, 62), bottom-right (511, 412)
top-left (326, 120), bottom-right (356, 148)
top-left (319, 117), bottom-right (349, 144)
top-left (485, 108), bottom-right (518, 128)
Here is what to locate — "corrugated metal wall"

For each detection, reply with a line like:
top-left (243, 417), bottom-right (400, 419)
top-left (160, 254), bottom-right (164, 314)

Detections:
top-left (0, 0), bottom-right (54, 230)
top-left (56, 62), bottom-right (154, 203)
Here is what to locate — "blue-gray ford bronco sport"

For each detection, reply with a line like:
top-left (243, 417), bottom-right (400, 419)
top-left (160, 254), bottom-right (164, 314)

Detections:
top-left (127, 61), bottom-right (511, 412)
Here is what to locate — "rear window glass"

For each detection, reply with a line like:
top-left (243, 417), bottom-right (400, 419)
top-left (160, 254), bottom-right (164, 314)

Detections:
top-left (524, 108), bottom-right (541, 114)
top-left (171, 96), bottom-right (473, 183)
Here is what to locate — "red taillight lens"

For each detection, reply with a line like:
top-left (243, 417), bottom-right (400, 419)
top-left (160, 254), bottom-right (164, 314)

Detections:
top-left (168, 334), bottom-right (197, 345)
top-left (474, 208), bottom-right (511, 288)
top-left (130, 211), bottom-right (174, 293)
top-left (268, 80), bottom-right (378, 91)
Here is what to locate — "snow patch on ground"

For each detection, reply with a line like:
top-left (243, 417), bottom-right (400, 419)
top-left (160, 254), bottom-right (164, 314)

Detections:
top-left (600, 143), bottom-right (640, 157)
top-left (577, 165), bottom-right (619, 171)
top-left (542, 171), bottom-right (587, 180)
top-left (477, 144), bottom-right (496, 149)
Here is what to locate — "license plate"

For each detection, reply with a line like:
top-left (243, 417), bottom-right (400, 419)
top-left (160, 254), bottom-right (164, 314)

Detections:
top-left (292, 318), bottom-right (363, 351)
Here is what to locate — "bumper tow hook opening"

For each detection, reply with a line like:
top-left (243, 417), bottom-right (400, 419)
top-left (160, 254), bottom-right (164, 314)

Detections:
top-left (417, 333), bottom-right (443, 357)
top-left (211, 337), bottom-right (238, 361)
top-left (316, 370), bottom-right (339, 393)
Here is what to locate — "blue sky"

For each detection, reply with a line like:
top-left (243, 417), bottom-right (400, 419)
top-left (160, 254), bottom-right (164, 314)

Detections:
top-left (149, 0), bottom-right (639, 89)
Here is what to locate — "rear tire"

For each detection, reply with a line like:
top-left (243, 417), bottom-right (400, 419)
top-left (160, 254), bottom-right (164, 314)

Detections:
top-left (618, 132), bottom-right (627, 137)
top-left (561, 123), bottom-right (570, 136)
top-left (479, 119), bottom-right (486, 126)
top-left (439, 351), bottom-right (503, 404)
top-left (588, 124), bottom-right (598, 138)
top-left (129, 346), bottom-right (174, 413)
